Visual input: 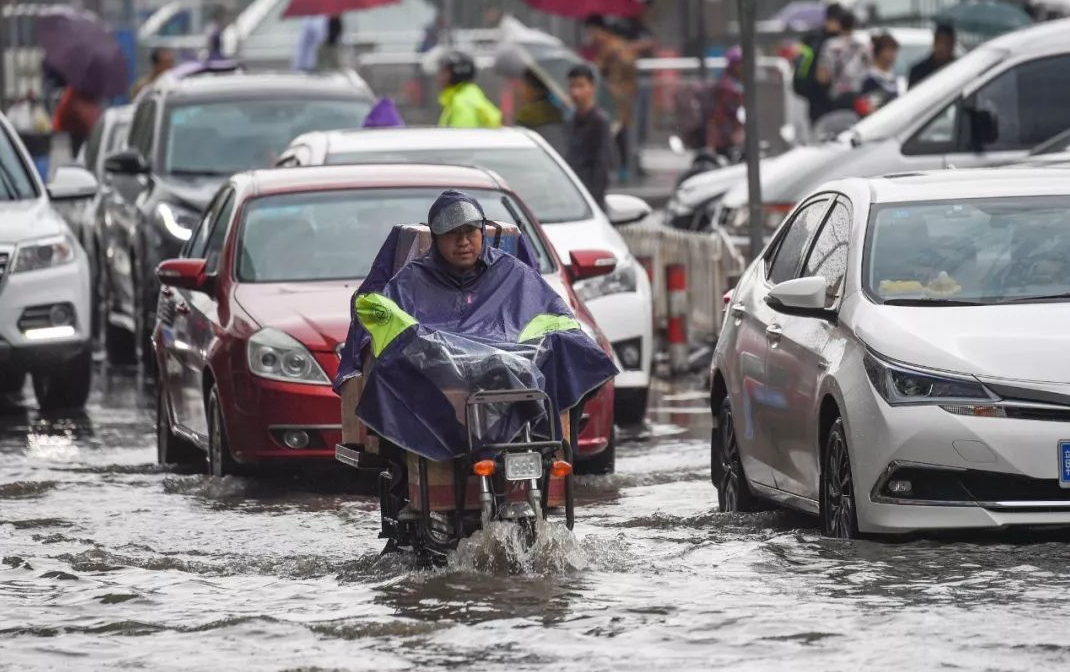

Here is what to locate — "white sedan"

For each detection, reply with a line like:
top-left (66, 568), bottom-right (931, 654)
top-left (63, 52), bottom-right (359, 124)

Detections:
top-left (278, 127), bottom-right (655, 423)
top-left (711, 168), bottom-right (1070, 537)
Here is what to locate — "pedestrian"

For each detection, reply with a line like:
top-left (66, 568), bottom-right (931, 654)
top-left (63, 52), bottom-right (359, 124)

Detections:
top-left (708, 46), bottom-right (745, 160)
top-left (131, 47), bottom-right (175, 98)
top-left (565, 64), bottom-right (612, 208)
top-left (816, 10), bottom-right (869, 112)
top-left (292, 16), bottom-right (327, 72)
top-left (515, 69), bottom-right (566, 155)
top-left (205, 5), bottom-right (228, 60)
top-left (436, 51), bottom-right (502, 129)
top-left (615, 1), bottom-right (657, 176)
top-left (316, 16), bottom-right (344, 72)
top-left (908, 23), bottom-right (956, 89)
top-left (584, 14), bottom-right (638, 183)
top-left (792, 3), bottom-right (845, 124)
top-left (52, 87), bottom-right (100, 156)
top-left (858, 33), bottom-right (900, 115)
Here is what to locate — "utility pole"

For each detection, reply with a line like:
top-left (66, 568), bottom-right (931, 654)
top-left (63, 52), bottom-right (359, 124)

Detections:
top-left (738, 0), bottom-right (763, 260)
top-left (0, 0), bottom-right (8, 112)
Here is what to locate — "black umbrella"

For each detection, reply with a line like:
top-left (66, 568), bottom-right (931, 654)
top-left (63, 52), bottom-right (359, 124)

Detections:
top-left (37, 8), bottom-right (128, 99)
top-left (493, 17), bottom-right (584, 111)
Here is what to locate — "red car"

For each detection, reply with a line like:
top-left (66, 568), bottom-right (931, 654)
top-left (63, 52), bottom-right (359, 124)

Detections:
top-left (152, 164), bottom-right (618, 476)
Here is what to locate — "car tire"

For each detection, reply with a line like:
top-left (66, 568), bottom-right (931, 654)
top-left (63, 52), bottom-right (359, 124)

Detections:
top-left (821, 418), bottom-right (860, 539)
top-left (576, 430), bottom-right (615, 475)
top-left (33, 349), bottom-right (92, 411)
top-left (156, 384), bottom-right (201, 466)
top-left (716, 397), bottom-right (761, 512)
top-left (104, 321), bottom-right (137, 365)
top-left (614, 387), bottom-right (649, 426)
top-left (133, 256), bottom-right (156, 374)
top-left (207, 386), bottom-right (238, 477)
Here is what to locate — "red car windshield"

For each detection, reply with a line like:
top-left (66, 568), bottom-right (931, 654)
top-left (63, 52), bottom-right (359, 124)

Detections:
top-left (235, 187), bottom-right (553, 283)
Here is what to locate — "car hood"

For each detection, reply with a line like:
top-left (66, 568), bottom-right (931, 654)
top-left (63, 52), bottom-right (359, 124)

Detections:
top-left (157, 174), bottom-right (225, 212)
top-left (720, 140), bottom-right (874, 207)
top-left (853, 300), bottom-right (1070, 384)
top-left (538, 216), bottom-right (631, 264)
top-left (0, 198), bottom-right (70, 245)
top-left (235, 281), bottom-right (359, 352)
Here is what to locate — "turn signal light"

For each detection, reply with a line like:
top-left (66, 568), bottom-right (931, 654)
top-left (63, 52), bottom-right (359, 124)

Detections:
top-left (473, 460), bottom-right (496, 477)
top-left (550, 460), bottom-right (573, 478)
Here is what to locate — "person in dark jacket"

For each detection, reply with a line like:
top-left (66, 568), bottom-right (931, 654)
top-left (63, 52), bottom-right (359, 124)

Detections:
top-left (793, 3), bottom-right (845, 124)
top-left (565, 64), bottom-right (611, 207)
top-left (908, 23), bottom-right (956, 89)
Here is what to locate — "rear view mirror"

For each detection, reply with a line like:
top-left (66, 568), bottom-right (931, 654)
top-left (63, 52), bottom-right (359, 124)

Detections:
top-left (569, 249), bottom-right (617, 282)
top-left (157, 258), bottom-right (210, 292)
top-left (765, 276), bottom-right (836, 321)
top-left (104, 149), bottom-right (150, 175)
top-left (604, 193), bottom-right (652, 226)
top-left (47, 165), bottom-right (98, 201)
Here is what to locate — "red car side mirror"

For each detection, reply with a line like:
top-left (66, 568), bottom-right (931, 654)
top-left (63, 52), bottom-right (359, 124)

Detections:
top-left (157, 258), bottom-right (209, 292)
top-left (569, 249), bottom-right (617, 282)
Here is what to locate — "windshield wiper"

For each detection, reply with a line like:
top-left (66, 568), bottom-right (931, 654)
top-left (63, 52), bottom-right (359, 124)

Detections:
top-left (882, 298), bottom-right (987, 306)
top-left (1001, 292), bottom-right (1070, 304)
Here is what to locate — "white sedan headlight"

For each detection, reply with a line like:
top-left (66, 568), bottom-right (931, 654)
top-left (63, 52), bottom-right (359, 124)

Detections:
top-left (12, 234), bottom-right (77, 273)
top-left (247, 328), bottom-right (330, 385)
top-left (863, 351), bottom-right (996, 406)
top-left (574, 257), bottom-right (639, 302)
top-left (156, 202), bottom-right (199, 242)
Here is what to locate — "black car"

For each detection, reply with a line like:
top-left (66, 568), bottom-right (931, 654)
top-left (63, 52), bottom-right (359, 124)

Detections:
top-left (99, 70), bottom-right (374, 365)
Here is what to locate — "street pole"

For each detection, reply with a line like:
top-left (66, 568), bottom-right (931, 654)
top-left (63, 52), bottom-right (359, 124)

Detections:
top-left (696, 0), bottom-right (708, 82)
top-left (738, 0), bottom-right (764, 260)
top-left (0, 0), bottom-right (7, 112)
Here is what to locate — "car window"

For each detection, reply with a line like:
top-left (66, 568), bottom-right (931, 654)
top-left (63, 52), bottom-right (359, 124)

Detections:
top-left (162, 98), bottom-right (369, 175)
top-left (803, 200), bottom-right (851, 307)
top-left (82, 119), bottom-right (105, 174)
top-left (236, 187), bottom-right (554, 283)
top-left (328, 147), bottom-right (593, 224)
top-left (129, 100), bottom-right (156, 160)
top-left (204, 191), bottom-right (236, 273)
top-left (105, 119), bottom-right (130, 155)
top-left (905, 102), bottom-right (957, 155)
top-left (766, 199), bottom-right (830, 285)
top-left (963, 55), bottom-right (1070, 153)
top-left (0, 125), bottom-right (38, 200)
top-left (866, 196), bottom-right (1070, 304)
top-left (184, 189), bottom-right (228, 259)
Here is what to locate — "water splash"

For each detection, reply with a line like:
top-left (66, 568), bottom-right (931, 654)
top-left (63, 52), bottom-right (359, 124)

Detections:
top-left (448, 520), bottom-right (590, 574)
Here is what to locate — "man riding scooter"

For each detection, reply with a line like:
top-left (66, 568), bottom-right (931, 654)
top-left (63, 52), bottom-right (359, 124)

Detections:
top-left (335, 191), bottom-right (617, 557)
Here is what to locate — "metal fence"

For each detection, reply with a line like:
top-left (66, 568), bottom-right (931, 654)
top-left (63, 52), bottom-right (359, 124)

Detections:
top-left (619, 220), bottom-right (747, 344)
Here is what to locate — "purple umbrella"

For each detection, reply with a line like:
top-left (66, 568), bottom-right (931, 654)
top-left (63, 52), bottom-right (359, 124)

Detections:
top-left (37, 9), bottom-right (128, 99)
top-left (363, 98), bottom-right (405, 128)
top-left (772, 1), bottom-right (826, 31)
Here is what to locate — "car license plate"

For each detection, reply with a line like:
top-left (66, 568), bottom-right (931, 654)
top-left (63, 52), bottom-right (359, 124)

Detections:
top-left (1060, 441), bottom-right (1070, 489)
top-left (504, 452), bottom-right (542, 481)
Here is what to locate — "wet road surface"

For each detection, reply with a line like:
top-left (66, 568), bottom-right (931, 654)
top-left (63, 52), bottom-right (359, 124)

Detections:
top-left (3, 366), bottom-right (1070, 671)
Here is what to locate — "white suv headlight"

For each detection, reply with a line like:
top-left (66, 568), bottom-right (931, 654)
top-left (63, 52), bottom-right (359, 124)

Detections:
top-left (574, 257), bottom-right (639, 302)
top-left (247, 328), bottom-right (330, 385)
top-left (156, 202), bottom-right (199, 241)
top-left (12, 234), bottom-right (77, 273)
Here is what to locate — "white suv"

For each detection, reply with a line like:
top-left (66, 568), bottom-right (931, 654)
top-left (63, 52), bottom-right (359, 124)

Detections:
top-left (0, 113), bottom-right (99, 409)
top-left (278, 127), bottom-right (655, 422)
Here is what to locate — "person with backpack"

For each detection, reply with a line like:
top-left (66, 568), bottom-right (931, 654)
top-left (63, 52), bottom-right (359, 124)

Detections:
top-left (792, 3), bottom-right (845, 124)
top-left (436, 51), bottom-right (502, 129)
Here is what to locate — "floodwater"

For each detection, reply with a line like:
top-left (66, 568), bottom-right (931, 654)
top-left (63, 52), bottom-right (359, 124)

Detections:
top-left (3, 366), bottom-right (1070, 671)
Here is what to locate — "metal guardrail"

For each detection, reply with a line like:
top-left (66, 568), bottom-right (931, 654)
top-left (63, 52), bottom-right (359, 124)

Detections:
top-left (619, 220), bottom-right (746, 344)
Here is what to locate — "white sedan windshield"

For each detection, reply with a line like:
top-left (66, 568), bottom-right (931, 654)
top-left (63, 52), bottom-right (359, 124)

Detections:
top-left (866, 196), bottom-right (1070, 304)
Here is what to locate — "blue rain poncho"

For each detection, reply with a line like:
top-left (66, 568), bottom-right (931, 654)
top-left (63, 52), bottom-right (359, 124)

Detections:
top-left (335, 225), bottom-right (617, 462)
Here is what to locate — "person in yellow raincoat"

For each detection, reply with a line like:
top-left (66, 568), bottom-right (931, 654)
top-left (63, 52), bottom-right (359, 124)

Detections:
top-left (436, 51), bottom-right (502, 129)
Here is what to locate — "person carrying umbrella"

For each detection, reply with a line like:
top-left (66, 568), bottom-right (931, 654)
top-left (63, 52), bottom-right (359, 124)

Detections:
top-left (52, 88), bottom-right (100, 156)
top-left (437, 51), bottom-right (502, 129)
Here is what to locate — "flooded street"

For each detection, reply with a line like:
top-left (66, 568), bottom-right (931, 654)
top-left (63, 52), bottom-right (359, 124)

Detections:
top-left (3, 367), bottom-right (1070, 671)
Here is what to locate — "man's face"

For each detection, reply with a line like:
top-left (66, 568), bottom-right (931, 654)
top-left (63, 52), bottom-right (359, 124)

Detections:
top-left (824, 17), bottom-right (842, 34)
top-left (437, 66), bottom-right (452, 91)
top-left (157, 50), bottom-right (176, 72)
top-left (436, 225), bottom-right (483, 271)
top-left (933, 34), bottom-right (954, 62)
top-left (568, 76), bottom-right (595, 110)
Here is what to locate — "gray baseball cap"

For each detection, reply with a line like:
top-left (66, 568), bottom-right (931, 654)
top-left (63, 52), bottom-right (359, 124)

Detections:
top-left (428, 190), bottom-right (486, 235)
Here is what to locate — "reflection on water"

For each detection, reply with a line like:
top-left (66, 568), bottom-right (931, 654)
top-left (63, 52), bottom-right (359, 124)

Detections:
top-left (2, 366), bottom-right (1070, 670)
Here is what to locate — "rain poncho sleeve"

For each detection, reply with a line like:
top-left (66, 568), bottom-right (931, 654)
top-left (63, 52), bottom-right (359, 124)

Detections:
top-left (337, 235), bottom-right (617, 462)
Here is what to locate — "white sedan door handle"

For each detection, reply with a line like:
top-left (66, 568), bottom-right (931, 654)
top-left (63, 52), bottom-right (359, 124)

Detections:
top-left (765, 324), bottom-right (783, 343)
top-left (730, 303), bottom-right (746, 318)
